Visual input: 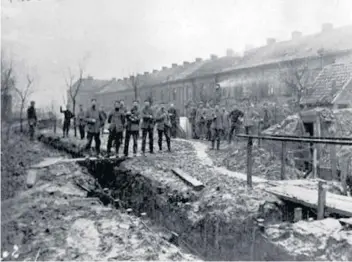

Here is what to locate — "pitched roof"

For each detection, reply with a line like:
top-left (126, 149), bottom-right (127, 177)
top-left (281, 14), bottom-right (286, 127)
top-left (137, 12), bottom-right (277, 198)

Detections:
top-left (222, 24), bottom-right (352, 72)
top-left (74, 77), bottom-right (113, 93)
top-left (186, 56), bottom-right (241, 78)
top-left (301, 63), bottom-right (352, 105)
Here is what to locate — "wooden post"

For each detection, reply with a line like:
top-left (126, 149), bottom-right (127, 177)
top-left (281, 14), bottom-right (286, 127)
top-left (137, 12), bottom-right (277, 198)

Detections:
top-left (317, 180), bottom-right (327, 220)
top-left (313, 146), bottom-right (318, 179)
top-left (247, 137), bottom-right (253, 188)
top-left (330, 144), bottom-right (337, 180)
top-left (341, 157), bottom-right (350, 196)
top-left (281, 141), bottom-right (286, 180)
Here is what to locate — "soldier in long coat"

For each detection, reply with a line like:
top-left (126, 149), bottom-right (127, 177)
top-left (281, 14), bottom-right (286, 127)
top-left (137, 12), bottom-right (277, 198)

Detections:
top-left (141, 100), bottom-right (155, 155)
top-left (124, 100), bottom-right (140, 157)
top-left (210, 104), bottom-right (224, 150)
top-left (156, 103), bottom-right (171, 152)
top-left (85, 99), bottom-right (103, 156)
top-left (107, 101), bottom-right (125, 156)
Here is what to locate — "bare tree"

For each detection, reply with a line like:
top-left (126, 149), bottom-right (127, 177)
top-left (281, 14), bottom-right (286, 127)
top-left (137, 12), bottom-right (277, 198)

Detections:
top-left (1, 55), bottom-right (15, 122)
top-left (65, 66), bottom-right (84, 137)
top-left (13, 75), bottom-right (34, 132)
top-left (278, 59), bottom-right (311, 107)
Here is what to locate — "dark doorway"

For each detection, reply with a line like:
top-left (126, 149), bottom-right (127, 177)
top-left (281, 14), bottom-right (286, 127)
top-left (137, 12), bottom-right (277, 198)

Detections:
top-left (303, 122), bottom-right (314, 171)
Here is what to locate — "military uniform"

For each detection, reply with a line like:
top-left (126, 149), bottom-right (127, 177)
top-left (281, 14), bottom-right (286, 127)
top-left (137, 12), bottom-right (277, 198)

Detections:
top-left (156, 108), bottom-right (171, 151)
top-left (210, 109), bottom-right (224, 150)
top-left (107, 107), bottom-right (125, 155)
top-left (141, 106), bottom-right (155, 154)
top-left (124, 106), bottom-right (140, 156)
top-left (27, 105), bottom-right (37, 141)
top-left (195, 106), bottom-right (206, 139)
top-left (85, 106), bottom-right (103, 154)
top-left (77, 109), bottom-right (86, 139)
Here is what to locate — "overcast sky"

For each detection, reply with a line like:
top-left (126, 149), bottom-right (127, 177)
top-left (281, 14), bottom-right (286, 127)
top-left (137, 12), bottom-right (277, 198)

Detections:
top-left (2, 0), bottom-right (352, 108)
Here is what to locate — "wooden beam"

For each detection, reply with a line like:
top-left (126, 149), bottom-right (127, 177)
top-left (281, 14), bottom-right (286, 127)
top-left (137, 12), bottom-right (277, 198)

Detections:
top-left (171, 168), bottom-right (204, 191)
top-left (265, 184), bottom-right (352, 217)
top-left (317, 180), bottom-right (327, 220)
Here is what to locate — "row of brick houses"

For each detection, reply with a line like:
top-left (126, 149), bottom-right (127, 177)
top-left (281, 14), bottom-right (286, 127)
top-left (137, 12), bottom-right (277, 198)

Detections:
top-left (73, 23), bottom-right (352, 115)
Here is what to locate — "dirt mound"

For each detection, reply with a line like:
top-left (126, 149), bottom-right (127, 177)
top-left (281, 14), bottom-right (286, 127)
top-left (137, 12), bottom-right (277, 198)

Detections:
top-left (265, 218), bottom-right (352, 260)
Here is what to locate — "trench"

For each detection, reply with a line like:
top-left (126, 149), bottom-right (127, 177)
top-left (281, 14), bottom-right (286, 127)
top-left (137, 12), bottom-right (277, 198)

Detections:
top-left (37, 133), bottom-right (299, 261)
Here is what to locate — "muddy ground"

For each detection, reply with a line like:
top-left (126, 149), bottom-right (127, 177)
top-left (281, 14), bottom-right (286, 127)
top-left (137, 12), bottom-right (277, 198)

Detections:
top-left (1, 134), bottom-right (198, 261)
top-left (3, 129), bottom-right (352, 260)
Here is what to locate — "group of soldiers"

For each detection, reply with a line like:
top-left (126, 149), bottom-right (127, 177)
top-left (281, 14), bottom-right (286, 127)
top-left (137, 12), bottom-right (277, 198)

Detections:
top-left (189, 101), bottom-right (248, 149)
top-left (59, 99), bottom-right (180, 157)
top-left (26, 98), bottom-right (256, 155)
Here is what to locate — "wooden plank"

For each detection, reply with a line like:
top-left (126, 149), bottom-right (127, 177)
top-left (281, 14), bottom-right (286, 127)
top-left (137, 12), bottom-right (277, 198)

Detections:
top-left (265, 184), bottom-right (352, 217)
top-left (171, 168), bottom-right (204, 191)
top-left (26, 169), bottom-right (37, 188)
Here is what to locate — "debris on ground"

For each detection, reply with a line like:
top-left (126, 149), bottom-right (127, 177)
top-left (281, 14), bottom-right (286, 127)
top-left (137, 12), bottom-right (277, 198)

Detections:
top-left (1, 134), bottom-right (198, 261)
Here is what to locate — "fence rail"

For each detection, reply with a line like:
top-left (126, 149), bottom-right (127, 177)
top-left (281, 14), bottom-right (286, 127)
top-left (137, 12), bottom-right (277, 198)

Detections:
top-left (237, 133), bottom-right (352, 220)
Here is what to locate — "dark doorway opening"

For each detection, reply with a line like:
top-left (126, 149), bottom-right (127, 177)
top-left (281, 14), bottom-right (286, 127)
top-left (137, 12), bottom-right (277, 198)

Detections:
top-left (303, 122), bottom-right (314, 171)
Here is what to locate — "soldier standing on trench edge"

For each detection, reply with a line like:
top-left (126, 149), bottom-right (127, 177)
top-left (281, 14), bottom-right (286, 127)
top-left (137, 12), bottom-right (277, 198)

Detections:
top-left (77, 104), bottom-right (86, 140)
top-left (124, 100), bottom-right (140, 157)
top-left (141, 100), bottom-right (155, 156)
top-left (60, 104), bottom-right (74, 138)
top-left (107, 101), bottom-right (125, 157)
top-left (168, 103), bottom-right (178, 138)
top-left (210, 104), bottom-right (224, 150)
top-left (85, 98), bottom-right (103, 157)
top-left (27, 101), bottom-right (37, 141)
top-left (156, 103), bottom-right (171, 152)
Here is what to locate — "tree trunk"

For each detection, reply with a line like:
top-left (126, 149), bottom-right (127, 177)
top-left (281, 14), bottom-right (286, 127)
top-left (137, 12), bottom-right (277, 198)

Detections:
top-left (20, 104), bottom-right (24, 132)
top-left (73, 100), bottom-right (77, 137)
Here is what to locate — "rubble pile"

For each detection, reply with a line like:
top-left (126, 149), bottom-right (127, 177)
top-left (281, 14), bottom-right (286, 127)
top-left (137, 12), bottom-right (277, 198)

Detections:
top-left (264, 218), bottom-right (352, 260)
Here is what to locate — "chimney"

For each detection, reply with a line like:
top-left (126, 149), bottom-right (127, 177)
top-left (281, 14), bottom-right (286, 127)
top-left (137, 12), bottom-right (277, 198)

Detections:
top-left (129, 75), bottom-right (135, 80)
top-left (144, 71), bottom-right (149, 75)
top-left (210, 54), bottom-right (218, 60)
top-left (162, 66), bottom-right (168, 70)
top-left (183, 61), bottom-right (190, 66)
top-left (322, 23), bottom-right (333, 33)
top-left (172, 63), bottom-right (177, 68)
top-left (123, 77), bottom-right (128, 81)
top-left (195, 57), bottom-right (203, 63)
top-left (153, 69), bottom-right (158, 73)
top-left (266, 38), bottom-right (276, 45)
top-left (291, 31), bottom-right (302, 40)
top-left (226, 48), bottom-right (235, 57)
